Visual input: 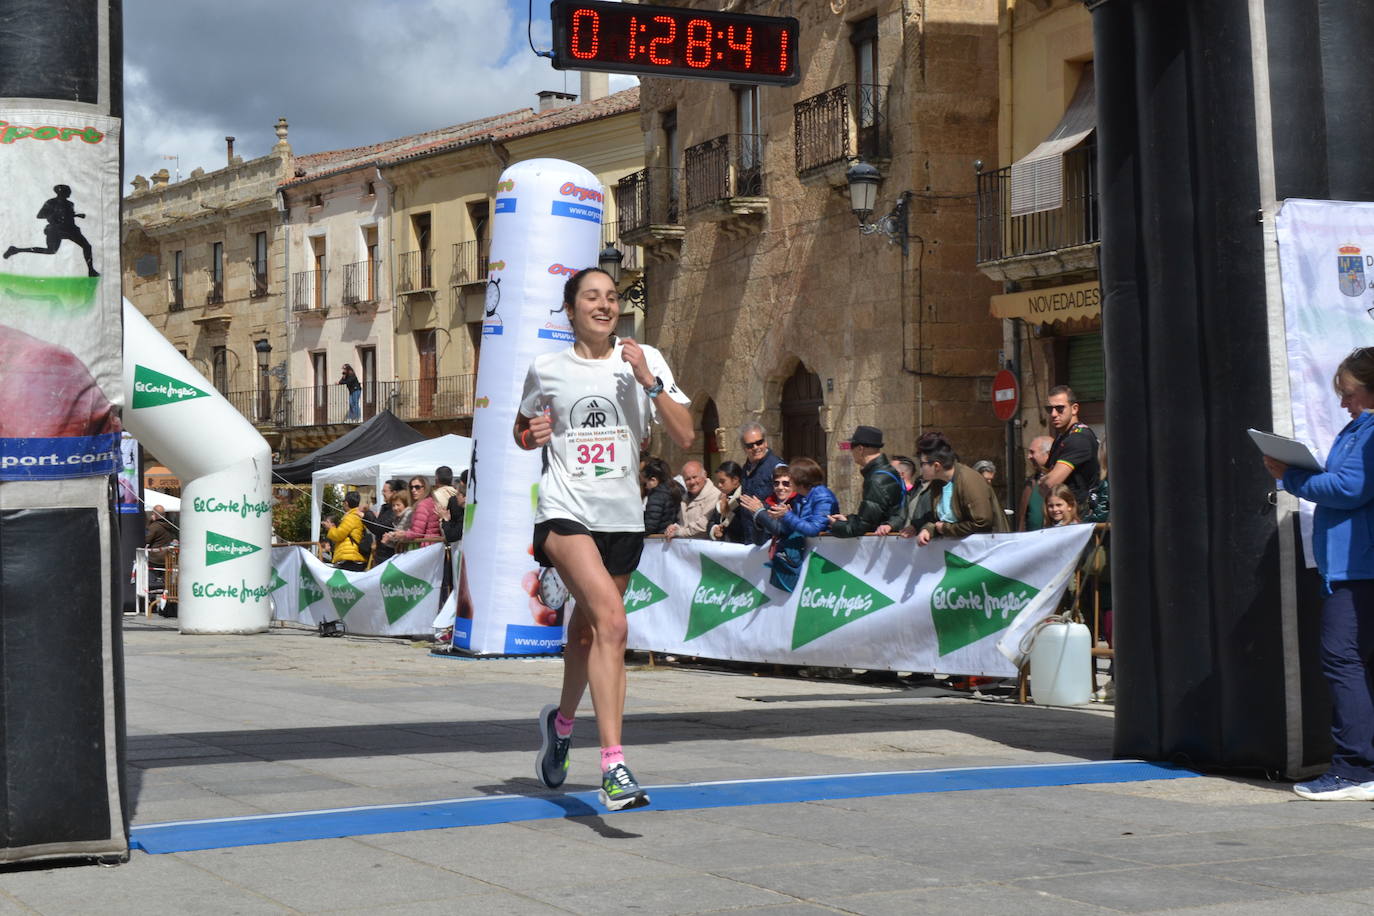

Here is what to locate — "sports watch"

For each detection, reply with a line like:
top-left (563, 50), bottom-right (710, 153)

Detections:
top-left (644, 376), bottom-right (665, 398)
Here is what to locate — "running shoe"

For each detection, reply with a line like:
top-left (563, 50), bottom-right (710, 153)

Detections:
top-left (1293, 772), bottom-right (1374, 801)
top-left (599, 762), bottom-right (651, 811)
top-left (535, 703), bottom-right (571, 789)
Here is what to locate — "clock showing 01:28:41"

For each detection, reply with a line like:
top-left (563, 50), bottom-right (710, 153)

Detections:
top-left (550, 0), bottom-right (800, 86)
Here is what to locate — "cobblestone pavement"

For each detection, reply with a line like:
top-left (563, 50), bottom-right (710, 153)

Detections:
top-left (2, 617), bottom-right (1372, 915)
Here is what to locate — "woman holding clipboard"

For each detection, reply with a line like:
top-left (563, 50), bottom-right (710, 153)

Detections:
top-left (1263, 347), bottom-right (1374, 800)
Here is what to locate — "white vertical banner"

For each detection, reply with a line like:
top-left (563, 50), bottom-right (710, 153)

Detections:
top-left (1275, 199), bottom-right (1374, 563)
top-left (460, 159), bottom-right (603, 654)
top-left (0, 110), bottom-right (122, 477)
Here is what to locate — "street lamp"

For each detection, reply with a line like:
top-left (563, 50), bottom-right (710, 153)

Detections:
top-left (598, 243), bottom-right (646, 313)
top-left (845, 160), bottom-right (910, 257)
top-left (254, 338), bottom-right (272, 422)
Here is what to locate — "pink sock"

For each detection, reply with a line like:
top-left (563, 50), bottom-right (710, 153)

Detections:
top-left (600, 745), bottom-right (624, 771)
top-left (554, 711), bottom-right (575, 739)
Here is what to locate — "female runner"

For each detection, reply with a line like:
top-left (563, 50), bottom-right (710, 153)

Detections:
top-left (515, 267), bottom-right (693, 810)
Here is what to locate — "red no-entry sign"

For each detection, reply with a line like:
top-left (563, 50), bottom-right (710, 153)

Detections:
top-left (992, 369), bottom-right (1019, 422)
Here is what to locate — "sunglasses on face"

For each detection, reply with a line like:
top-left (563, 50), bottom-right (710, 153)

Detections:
top-left (773, 480), bottom-right (792, 488)
top-left (1044, 404), bottom-right (1069, 414)
top-left (410, 484), bottom-right (424, 490)
top-left (744, 439), bottom-right (766, 449)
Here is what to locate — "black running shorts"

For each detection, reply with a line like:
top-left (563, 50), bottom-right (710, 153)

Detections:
top-left (533, 518), bottom-right (645, 577)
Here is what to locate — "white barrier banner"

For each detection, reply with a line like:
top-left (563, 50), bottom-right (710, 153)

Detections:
top-left (269, 543), bottom-right (445, 636)
top-left (627, 526), bottom-right (1095, 676)
top-left (1275, 199), bottom-right (1374, 564)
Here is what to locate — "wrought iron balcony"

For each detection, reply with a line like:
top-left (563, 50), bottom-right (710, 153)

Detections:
top-left (449, 240), bottom-right (489, 287)
top-left (290, 269), bottom-right (329, 314)
top-left (168, 280), bottom-right (184, 312)
top-left (975, 142), bottom-right (1099, 277)
top-left (794, 83), bottom-right (890, 183)
top-left (342, 259), bottom-right (378, 307)
top-left (251, 261), bottom-right (269, 298)
top-left (684, 135), bottom-right (766, 221)
top-left (227, 374), bottom-right (476, 428)
top-left (397, 249), bottom-right (434, 294)
top-left (616, 167), bottom-right (683, 247)
top-left (205, 280), bottom-right (223, 306)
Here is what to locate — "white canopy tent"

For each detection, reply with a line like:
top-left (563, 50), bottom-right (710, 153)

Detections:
top-left (145, 488), bottom-right (181, 512)
top-left (309, 434), bottom-right (473, 538)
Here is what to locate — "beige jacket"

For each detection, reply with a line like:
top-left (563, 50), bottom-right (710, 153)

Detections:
top-left (676, 478), bottom-right (722, 538)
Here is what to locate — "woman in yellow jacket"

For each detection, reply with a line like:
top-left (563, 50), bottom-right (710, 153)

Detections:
top-left (323, 490), bottom-right (368, 571)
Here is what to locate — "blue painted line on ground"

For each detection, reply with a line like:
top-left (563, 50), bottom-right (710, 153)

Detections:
top-left (130, 760), bottom-right (1197, 854)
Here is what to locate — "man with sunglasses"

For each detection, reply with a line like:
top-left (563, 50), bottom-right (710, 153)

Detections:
top-left (738, 422), bottom-right (784, 544)
top-left (1042, 385), bottom-right (1100, 509)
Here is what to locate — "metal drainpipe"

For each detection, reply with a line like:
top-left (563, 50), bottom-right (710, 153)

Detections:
top-left (277, 187), bottom-right (291, 448)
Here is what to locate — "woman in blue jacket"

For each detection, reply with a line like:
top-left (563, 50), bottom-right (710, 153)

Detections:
top-left (1265, 347), bottom-right (1374, 801)
top-left (760, 457), bottom-right (838, 592)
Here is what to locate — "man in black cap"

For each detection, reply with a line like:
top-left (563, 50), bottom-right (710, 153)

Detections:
top-left (828, 425), bottom-right (907, 538)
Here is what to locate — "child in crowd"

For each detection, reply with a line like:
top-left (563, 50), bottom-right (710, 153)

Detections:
top-left (1045, 485), bottom-right (1081, 526)
top-left (708, 460), bottom-right (748, 543)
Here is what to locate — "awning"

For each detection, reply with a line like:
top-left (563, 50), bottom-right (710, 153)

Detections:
top-left (991, 279), bottom-right (1101, 323)
top-left (1009, 65), bottom-right (1095, 217)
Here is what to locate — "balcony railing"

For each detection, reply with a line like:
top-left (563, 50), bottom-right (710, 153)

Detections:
top-left (975, 143), bottom-right (1099, 264)
top-left (169, 280), bottom-right (184, 312)
top-left (342, 259), bottom-right (377, 306)
top-left (205, 280), bottom-right (223, 305)
top-left (290, 270), bottom-right (316, 312)
top-left (684, 134), bottom-right (764, 212)
top-left (449, 240), bottom-right (489, 287)
top-left (616, 167), bottom-right (681, 233)
top-left (251, 262), bottom-right (269, 298)
top-left (397, 249), bottom-right (434, 293)
top-left (226, 374), bottom-right (476, 428)
top-left (794, 83), bottom-right (890, 176)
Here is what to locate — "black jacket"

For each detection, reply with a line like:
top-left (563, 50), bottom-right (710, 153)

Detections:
top-left (829, 454), bottom-right (906, 538)
top-left (643, 483), bottom-right (679, 535)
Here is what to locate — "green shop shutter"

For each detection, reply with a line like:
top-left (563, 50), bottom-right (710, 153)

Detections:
top-left (1067, 332), bottom-right (1106, 401)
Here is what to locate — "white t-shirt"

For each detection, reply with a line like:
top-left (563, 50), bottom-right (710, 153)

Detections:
top-left (519, 341), bottom-right (689, 531)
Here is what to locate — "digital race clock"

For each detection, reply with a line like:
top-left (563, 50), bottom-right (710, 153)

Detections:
top-left (550, 0), bottom-right (800, 87)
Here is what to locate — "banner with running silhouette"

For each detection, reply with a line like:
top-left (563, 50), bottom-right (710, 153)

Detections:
top-left (625, 525), bottom-right (1095, 676)
top-left (0, 108), bottom-right (122, 479)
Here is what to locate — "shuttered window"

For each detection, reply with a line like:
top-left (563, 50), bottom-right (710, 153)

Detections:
top-left (1067, 332), bottom-right (1106, 401)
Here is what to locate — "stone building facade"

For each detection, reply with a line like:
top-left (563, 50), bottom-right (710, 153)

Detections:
top-left (121, 121), bottom-right (294, 453)
top-left (976, 0), bottom-right (1101, 463)
top-left (627, 0), bottom-right (1003, 509)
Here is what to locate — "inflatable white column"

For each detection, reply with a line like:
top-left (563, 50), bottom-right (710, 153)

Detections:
top-left (121, 300), bottom-right (273, 633)
top-left (460, 159), bottom-right (603, 654)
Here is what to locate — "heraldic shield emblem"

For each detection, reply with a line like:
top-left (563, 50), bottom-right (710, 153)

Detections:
top-left (1339, 244), bottom-right (1366, 298)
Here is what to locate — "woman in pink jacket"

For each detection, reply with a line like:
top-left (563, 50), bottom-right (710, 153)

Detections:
top-left (384, 476), bottom-right (441, 550)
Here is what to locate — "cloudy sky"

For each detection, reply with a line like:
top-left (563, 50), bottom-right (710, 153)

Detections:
top-left (122, 0), bottom-right (635, 187)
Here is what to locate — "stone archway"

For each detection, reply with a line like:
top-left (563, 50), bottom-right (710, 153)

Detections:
top-left (780, 363), bottom-right (825, 480)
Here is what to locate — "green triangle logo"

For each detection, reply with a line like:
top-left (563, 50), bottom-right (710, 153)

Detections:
top-left (685, 556), bottom-right (768, 641)
top-left (791, 552), bottom-right (896, 649)
top-left (379, 562), bottom-right (433, 624)
top-left (325, 569), bottom-right (366, 618)
top-left (298, 565), bottom-right (325, 611)
top-left (132, 364), bottom-right (210, 409)
top-left (623, 569), bottom-right (668, 614)
top-left (269, 565), bottom-right (288, 593)
top-left (931, 552), bottom-right (1041, 655)
top-left (595, 465), bottom-right (613, 477)
top-left (204, 530), bottom-right (262, 566)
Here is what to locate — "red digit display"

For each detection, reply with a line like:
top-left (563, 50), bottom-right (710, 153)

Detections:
top-left (551, 0), bottom-right (800, 87)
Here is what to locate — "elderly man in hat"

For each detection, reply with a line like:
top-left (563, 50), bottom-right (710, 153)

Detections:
top-left (828, 425), bottom-right (907, 538)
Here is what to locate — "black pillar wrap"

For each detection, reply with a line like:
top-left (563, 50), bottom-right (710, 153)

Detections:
top-left (1095, 0), bottom-right (1292, 771)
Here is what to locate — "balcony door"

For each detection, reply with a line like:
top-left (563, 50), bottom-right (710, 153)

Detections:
top-left (312, 350), bottom-right (328, 425)
top-left (415, 329), bottom-right (437, 418)
top-left (358, 345), bottom-right (377, 419)
top-left (700, 397), bottom-right (720, 476)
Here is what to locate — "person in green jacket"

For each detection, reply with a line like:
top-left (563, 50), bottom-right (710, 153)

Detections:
top-left (828, 425), bottom-right (906, 538)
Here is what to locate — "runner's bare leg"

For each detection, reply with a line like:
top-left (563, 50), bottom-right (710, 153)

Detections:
top-left (542, 530), bottom-right (630, 750)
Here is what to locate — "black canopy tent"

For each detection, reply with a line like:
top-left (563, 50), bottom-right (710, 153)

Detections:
top-left (273, 410), bottom-right (427, 483)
